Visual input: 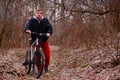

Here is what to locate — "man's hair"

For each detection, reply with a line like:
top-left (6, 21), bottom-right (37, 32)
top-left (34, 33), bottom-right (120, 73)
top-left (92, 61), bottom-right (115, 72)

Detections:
top-left (34, 8), bottom-right (43, 14)
top-left (36, 8), bottom-right (42, 11)
top-left (35, 8), bottom-right (43, 12)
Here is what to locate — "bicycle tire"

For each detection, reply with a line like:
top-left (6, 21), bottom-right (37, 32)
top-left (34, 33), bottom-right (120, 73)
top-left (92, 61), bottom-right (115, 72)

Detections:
top-left (32, 50), bottom-right (44, 79)
top-left (25, 50), bottom-right (31, 74)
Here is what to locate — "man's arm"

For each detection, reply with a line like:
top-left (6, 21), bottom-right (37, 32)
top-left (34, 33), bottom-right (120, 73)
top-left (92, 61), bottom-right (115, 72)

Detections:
top-left (45, 18), bottom-right (53, 37)
top-left (24, 19), bottom-right (32, 34)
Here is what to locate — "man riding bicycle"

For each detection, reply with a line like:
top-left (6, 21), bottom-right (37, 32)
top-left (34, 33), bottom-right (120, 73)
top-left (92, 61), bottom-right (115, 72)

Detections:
top-left (23, 8), bottom-right (53, 76)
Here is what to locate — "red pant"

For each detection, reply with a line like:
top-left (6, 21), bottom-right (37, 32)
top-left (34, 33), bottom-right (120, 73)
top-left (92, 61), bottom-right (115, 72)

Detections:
top-left (38, 41), bottom-right (50, 68)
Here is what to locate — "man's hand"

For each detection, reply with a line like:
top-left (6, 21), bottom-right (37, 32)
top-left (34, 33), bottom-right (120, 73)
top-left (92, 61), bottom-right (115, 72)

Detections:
top-left (46, 33), bottom-right (51, 37)
top-left (26, 30), bottom-right (31, 34)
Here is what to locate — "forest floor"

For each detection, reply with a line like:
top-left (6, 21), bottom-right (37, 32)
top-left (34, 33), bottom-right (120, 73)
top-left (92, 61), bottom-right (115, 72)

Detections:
top-left (0, 46), bottom-right (120, 80)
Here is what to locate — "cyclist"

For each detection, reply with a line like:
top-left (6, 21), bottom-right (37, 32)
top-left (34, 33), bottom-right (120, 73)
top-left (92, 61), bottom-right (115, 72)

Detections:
top-left (23, 8), bottom-right (53, 76)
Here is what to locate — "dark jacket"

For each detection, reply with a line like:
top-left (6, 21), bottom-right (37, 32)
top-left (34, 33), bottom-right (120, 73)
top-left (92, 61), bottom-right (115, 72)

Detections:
top-left (24, 17), bottom-right (53, 42)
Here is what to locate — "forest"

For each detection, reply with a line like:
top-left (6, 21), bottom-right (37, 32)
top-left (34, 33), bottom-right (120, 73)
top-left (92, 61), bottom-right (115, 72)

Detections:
top-left (0, 0), bottom-right (120, 80)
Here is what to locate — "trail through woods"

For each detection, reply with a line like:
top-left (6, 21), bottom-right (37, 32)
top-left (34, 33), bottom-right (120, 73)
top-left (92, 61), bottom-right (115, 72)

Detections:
top-left (0, 46), bottom-right (120, 80)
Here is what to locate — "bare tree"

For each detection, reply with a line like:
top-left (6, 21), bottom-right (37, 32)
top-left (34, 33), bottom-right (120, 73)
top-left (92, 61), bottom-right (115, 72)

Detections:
top-left (0, 0), bottom-right (120, 49)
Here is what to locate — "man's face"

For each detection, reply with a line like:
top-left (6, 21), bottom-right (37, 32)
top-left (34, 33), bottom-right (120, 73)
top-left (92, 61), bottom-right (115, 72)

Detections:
top-left (35, 10), bottom-right (42, 19)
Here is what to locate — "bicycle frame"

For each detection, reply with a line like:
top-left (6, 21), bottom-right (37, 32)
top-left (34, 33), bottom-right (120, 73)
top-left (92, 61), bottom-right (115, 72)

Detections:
top-left (29, 32), bottom-right (45, 62)
top-left (30, 38), bottom-right (41, 61)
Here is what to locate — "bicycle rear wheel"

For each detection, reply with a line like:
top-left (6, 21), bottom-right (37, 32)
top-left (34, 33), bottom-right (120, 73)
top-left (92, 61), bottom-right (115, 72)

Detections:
top-left (25, 50), bottom-right (31, 74)
top-left (33, 50), bottom-right (44, 79)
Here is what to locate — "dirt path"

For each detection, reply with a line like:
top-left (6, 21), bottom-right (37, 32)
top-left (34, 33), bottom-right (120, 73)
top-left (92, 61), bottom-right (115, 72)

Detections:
top-left (0, 46), bottom-right (120, 80)
top-left (0, 46), bottom-right (65, 80)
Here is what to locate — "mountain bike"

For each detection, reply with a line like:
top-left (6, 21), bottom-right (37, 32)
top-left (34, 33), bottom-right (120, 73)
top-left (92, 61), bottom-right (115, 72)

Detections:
top-left (23, 32), bottom-right (45, 79)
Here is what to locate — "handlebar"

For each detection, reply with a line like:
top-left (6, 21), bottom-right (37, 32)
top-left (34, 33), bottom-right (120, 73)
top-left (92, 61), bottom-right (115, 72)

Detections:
top-left (31, 32), bottom-right (46, 36)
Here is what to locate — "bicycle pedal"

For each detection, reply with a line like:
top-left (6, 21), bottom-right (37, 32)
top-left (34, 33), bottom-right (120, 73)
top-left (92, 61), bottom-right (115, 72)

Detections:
top-left (22, 62), bottom-right (28, 66)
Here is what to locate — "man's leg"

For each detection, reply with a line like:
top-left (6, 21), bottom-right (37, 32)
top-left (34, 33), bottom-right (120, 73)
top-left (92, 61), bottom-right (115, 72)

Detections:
top-left (41, 41), bottom-right (50, 71)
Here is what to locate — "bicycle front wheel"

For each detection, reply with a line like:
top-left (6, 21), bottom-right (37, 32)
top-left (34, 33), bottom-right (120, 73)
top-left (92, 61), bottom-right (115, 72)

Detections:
top-left (33, 50), bottom-right (44, 79)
